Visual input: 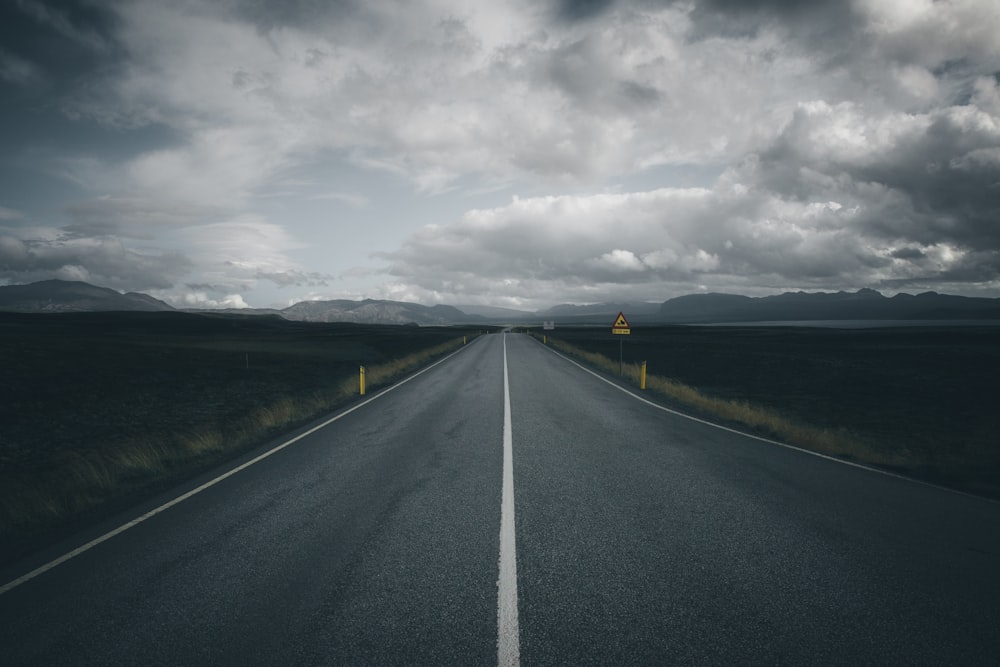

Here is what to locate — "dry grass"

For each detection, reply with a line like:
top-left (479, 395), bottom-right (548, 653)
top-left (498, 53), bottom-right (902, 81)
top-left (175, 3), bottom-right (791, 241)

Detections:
top-left (541, 325), bottom-right (1000, 499)
top-left (546, 337), bottom-right (911, 469)
top-left (0, 337), bottom-right (467, 546)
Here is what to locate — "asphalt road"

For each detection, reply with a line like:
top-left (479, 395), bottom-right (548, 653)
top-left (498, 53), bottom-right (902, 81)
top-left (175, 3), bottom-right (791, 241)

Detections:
top-left (2, 332), bottom-right (999, 665)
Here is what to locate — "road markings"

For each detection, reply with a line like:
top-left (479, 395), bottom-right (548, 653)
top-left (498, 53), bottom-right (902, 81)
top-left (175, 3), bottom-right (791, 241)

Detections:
top-left (540, 341), bottom-right (1000, 503)
top-left (0, 343), bottom-right (473, 597)
top-left (497, 334), bottom-right (521, 667)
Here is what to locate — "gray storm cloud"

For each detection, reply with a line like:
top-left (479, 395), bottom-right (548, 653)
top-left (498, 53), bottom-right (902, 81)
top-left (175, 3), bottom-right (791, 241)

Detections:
top-left (0, 234), bottom-right (189, 290)
top-left (1, 0), bottom-right (998, 306)
top-left (379, 0), bottom-right (1000, 305)
top-left (385, 69), bottom-right (1000, 303)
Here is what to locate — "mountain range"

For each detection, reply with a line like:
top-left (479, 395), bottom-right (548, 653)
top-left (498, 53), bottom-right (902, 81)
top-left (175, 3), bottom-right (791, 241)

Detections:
top-left (658, 288), bottom-right (1000, 323)
top-left (2, 280), bottom-right (999, 325)
top-left (0, 280), bottom-right (175, 313)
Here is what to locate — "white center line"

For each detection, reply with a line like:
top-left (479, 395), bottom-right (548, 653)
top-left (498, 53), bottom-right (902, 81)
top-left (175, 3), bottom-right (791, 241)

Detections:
top-left (497, 334), bottom-right (521, 666)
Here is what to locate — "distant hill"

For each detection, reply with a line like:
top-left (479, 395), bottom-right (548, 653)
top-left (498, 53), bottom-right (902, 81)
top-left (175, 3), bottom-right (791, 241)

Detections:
top-left (183, 307), bottom-right (285, 317)
top-left (0, 280), bottom-right (175, 313)
top-left (456, 302), bottom-right (664, 323)
top-left (281, 299), bottom-right (479, 325)
top-left (659, 288), bottom-right (1000, 323)
top-left (535, 302), bottom-right (662, 322)
top-left (0, 280), bottom-right (480, 324)
top-left (455, 304), bottom-right (533, 319)
top-left (6, 280), bottom-right (999, 325)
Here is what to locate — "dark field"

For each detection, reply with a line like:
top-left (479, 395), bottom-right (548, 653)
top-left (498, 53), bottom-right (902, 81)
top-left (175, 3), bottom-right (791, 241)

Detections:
top-left (0, 311), bottom-right (489, 561)
top-left (543, 325), bottom-right (1000, 497)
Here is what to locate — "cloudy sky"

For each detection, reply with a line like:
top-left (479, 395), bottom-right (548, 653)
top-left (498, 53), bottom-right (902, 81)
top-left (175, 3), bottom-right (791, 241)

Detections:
top-left (1, 0), bottom-right (999, 310)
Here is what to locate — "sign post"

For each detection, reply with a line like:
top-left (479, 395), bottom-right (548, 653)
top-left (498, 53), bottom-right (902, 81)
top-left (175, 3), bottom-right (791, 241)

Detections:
top-left (611, 311), bottom-right (631, 375)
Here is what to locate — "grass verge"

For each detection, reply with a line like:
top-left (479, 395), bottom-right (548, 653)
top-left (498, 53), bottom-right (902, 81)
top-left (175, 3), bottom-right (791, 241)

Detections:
top-left (0, 336), bottom-right (466, 560)
top-left (543, 335), bottom-right (998, 497)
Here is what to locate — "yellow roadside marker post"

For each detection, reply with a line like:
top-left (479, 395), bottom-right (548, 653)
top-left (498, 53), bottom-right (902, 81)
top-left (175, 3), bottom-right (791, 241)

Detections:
top-left (359, 366), bottom-right (366, 396)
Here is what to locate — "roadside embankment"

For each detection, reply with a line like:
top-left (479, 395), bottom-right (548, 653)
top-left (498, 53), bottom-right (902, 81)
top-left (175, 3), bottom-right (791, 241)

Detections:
top-left (0, 311), bottom-right (488, 564)
top-left (538, 327), bottom-right (1000, 500)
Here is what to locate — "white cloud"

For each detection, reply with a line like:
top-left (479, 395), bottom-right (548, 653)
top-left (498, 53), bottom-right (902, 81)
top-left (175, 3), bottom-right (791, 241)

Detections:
top-left (0, 206), bottom-right (24, 221)
top-left (382, 111), bottom-right (1000, 305)
top-left (857, 0), bottom-right (1000, 65)
top-left (0, 234), bottom-right (28, 262)
top-left (6, 0), bottom-right (1000, 306)
top-left (172, 291), bottom-right (250, 309)
top-left (68, 0), bottom-right (833, 202)
top-left (125, 126), bottom-right (295, 208)
top-left (63, 196), bottom-right (219, 238)
top-left (0, 231), bottom-right (189, 290)
top-left (168, 215), bottom-right (304, 286)
top-left (309, 192), bottom-right (369, 208)
top-left (593, 249), bottom-right (645, 273)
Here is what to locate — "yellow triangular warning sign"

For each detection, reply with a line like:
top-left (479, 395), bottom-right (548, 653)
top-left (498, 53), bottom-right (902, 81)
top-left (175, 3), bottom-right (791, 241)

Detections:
top-left (612, 311), bottom-right (631, 334)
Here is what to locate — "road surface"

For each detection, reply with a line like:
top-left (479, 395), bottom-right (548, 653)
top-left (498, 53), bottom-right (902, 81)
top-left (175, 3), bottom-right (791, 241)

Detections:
top-left (1, 332), bottom-right (999, 665)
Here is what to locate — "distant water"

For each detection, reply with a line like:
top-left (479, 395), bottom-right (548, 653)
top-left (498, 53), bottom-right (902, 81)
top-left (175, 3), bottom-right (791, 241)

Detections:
top-left (698, 319), bottom-right (1000, 328)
